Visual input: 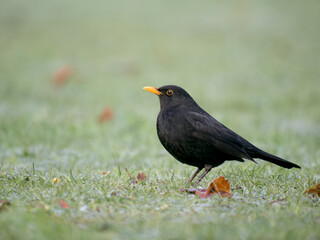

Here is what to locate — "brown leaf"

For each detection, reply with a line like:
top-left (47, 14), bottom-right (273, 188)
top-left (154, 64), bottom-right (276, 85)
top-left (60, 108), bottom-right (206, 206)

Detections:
top-left (205, 176), bottom-right (231, 197)
top-left (52, 65), bottom-right (73, 86)
top-left (101, 171), bottom-right (111, 176)
top-left (184, 176), bottom-right (232, 198)
top-left (195, 189), bottom-right (207, 199)
top-left (270, 198), bottom-right (286, 205)
top-left (0, 200), bottom-right (11, 212)
top-left (304, 183), bottom-right (320, 197)
top-left (137, 172), bottom-right (147, 181)
top-left (125, 168), bottom-right (138, 184)
top-left (98, 107), bottom-right (114, 123)
top-left (59, 200), bottom-right (70, 209)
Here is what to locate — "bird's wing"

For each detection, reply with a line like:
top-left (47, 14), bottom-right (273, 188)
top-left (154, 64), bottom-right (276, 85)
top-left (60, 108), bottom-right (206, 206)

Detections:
top-left (185, 111), bottom-right (255, 161)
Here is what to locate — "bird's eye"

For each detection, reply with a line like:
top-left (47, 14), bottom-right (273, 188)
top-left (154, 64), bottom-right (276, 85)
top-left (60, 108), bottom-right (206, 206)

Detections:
top-left (166, 90), bottom-right (173, 96)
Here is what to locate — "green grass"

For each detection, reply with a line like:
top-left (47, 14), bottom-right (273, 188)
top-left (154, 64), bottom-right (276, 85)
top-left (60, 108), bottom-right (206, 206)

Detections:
top-left (1, 0), bottom-right (320, 239)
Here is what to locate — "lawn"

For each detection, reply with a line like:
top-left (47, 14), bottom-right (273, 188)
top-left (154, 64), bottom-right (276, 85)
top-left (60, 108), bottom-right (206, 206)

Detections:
top-left (1, 0), bottom-right (320, 239)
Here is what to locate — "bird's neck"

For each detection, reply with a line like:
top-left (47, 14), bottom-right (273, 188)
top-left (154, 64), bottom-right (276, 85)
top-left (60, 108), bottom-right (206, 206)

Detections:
top-left (160, 99), bottom-right (200, 112)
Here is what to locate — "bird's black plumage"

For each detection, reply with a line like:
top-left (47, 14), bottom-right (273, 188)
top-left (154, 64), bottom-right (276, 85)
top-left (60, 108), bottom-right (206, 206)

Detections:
top-left (144, 85), bottom-right (300, 183)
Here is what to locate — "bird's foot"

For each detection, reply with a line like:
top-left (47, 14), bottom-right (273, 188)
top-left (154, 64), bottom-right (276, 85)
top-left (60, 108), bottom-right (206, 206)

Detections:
top-left (195, 164), bottom-right (212, 184)
top-left (189, 168), bottom-right (202, 183)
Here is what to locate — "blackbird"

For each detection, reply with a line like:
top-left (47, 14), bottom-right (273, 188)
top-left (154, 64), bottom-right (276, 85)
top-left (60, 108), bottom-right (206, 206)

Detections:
top-left (143, 85), bottom-right (300, 183)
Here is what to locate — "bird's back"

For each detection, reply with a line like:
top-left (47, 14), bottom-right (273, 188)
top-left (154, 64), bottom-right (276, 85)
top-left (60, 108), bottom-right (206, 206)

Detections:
top-left (156, 106), bottom-right (236, 168)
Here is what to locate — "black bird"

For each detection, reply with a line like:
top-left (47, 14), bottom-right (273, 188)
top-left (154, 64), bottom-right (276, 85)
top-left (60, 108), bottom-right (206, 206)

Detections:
top-left (143, 85), bottom-right (300, 183)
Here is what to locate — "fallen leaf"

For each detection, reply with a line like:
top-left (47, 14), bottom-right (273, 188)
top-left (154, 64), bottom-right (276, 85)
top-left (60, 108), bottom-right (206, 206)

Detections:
top-left (195, 189), bottom-right (208, 199)
top-left (183, 176), bottom-right (232, 198)
top-left (304, 183), bottom-right (320, 197)
top-left (98, 107), bottom-right (113, 123)
top-left (52, 65), bottom-right (73, 86)
top-left (125, 168), bottom-right (138, 184)
top-left (126, 196), bottom-right (136, 200)
top-left (270, 198), bottom-right (286, 205)
top-left (137, 172), bottom-right (147, 181)
top-left (0, 200), bottom-right (11, 212)
top-left (36, 201), bottom-right (50, 211)
top-left (160, 204), bottom-right (168, 210)
top-left (59, 200), bottom-right (70, 209)
top-left (101, 171), bottom-right (111, 176)
top-left (125, 169), bottom-right (147, 184)
top-left (52, 177), bottom-right (61, 183)
top-left (205, 176), bottom-right (231, 197)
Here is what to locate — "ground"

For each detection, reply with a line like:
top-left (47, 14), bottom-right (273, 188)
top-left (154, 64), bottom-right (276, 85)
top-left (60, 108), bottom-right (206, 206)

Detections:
top-left (1, 0), bottom-right (320, 239)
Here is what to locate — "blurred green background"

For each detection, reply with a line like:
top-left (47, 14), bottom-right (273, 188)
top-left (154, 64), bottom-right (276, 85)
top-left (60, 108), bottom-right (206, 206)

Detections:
top-left (1, 0), bottom-right (320, 239)
top-left (1, 0), bottom-right (319, 169)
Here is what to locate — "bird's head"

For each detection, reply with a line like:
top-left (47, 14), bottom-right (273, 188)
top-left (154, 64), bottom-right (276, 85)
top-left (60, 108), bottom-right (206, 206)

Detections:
top-left (143, 85), bottom-right (198, 110)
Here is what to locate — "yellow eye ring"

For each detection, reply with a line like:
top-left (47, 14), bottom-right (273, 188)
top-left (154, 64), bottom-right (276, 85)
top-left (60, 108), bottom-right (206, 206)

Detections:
top-left (166, 90), bottom-right (173, 96)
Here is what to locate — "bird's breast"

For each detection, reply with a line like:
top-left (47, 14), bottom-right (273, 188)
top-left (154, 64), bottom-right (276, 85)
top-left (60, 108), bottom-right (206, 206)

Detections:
top-left (157, 110), bottom-right (189, 143)
top-left (156, 110), bottom-right (212, 167)
top-left (157, 110), bottom-right (195, 152)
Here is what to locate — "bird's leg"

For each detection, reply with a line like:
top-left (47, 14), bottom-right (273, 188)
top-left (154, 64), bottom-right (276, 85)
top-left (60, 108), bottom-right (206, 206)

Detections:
top-left (189, 168), bottom-right (202, 182)
top-left (195, 164), bottom-right (212, 184)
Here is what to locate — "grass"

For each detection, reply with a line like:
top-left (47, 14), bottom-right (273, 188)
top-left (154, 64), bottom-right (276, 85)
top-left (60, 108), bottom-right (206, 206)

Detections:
top-left (1, 0), bottom-right (320, 239)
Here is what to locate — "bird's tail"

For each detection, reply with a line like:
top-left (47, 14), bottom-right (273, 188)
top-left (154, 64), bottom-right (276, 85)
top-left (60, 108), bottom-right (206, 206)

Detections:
top-left (251, 148), bottom-right (300, 169)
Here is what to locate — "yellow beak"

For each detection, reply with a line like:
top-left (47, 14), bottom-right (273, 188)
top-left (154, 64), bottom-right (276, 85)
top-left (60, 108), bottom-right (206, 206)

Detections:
top-left (143, 86), bottom-right (163, 96)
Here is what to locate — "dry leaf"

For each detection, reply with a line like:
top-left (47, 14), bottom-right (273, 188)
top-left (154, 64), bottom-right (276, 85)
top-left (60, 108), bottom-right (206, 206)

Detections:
top-left (195, 189), bottom-right (208, 199)
top-left (304, 183), bottom-right (320, 197)
top-left (52, 65), bottom-right (73, 86)
top-left (137, 172), bottom-right (147, 181)
top-left (125, 169), bottom-right (147, 184)
top-left (183, 176), bottom-right (232, 198)
top-left (98, 107), bottom-right (113, 123)
top-left (205, 176), bottom-right (231, 197)
top-left (160, 204), bottom-right (168, 210)
top-left (52, 177), bottom-right (61, 183)
top-left (59, 200), bottom-right (70, 209)
top-left (0, 200), bottom-right (11, 212)
top-left (270, 198), bottom-right (286, 205)
top-left (101, 171), bottom-right (111, 176)
top-left (125, 168), bottom-right (138, 184)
